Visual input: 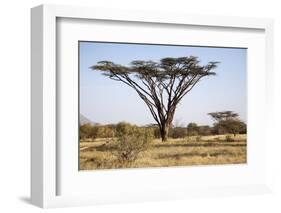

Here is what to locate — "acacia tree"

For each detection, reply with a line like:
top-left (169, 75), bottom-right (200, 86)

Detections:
top-left (91, 56), bottom-right (218, 141)
top-left (208, 111), bottom-right (246, 136)
top-left (208, 111), bottom-right (239, 121)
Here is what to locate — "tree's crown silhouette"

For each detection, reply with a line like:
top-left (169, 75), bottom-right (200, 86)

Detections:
top-left (91, 55), bottom-right (219, 141)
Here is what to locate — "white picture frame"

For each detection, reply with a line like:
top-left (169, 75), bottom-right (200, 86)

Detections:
top-left (31, 4), bottom-right (274, 208)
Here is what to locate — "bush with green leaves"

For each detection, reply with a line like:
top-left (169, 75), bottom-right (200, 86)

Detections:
top-left (80, 124), bottom-right (98, 140)
top-left (225, 135), bottom-right (235, 142)
top-left (213, 119), bottom-right (246, 136)
top-left (95, 125), bottom-right (115, 138)
top-left (195, 135), bottom-right (202, 142)
top-left (111, 125), bottom-right (153, 166)
top-left (115, 122), bottom-right (137, 136)
top-left (169, 127), bottom-right (187, 138)
top-left (208, 111), bottom-right (247, 136)
top-left (186, 122), bottom-right (199, 136)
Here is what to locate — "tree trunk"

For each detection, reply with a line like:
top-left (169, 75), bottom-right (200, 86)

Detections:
top-left (160, 126), bottom-right (169, 142)
top-left (159, 109), bottom-right (175, 142)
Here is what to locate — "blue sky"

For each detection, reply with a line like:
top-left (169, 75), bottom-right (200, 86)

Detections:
top-left (79, 41), bottom-right (247, 126)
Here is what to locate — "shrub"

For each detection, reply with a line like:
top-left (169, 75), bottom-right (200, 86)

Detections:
top-left (198, 125), bottom-right (212, 136)
top-left (152, 127), bottom-right (160, 139)
top-left (170, 127), bottom-right (187, 138)
top-left (225, 135), bottom-right (235, 142)
top-left (80, 124), bottom-right (98, 141)
top-left (195, 135), bottom-right (202, 142)
top-left (95, 125), bottom-right (115, 138)
top-left (115, 122), bottom-right (137, 136)
top-left (111, 127), bottom-right (153, 166)
top-left (187, 122), bottom-right (199, 136)
top-left (213, 119), bottom-right (247, 136)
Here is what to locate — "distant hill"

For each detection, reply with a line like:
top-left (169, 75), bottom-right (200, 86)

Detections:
top-left (80, 114), bottom-right (99, 125)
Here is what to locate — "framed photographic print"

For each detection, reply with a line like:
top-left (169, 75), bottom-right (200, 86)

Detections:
top-left (31, 4), bottom-right (274, 208)
top-left (78, 41), bottom-right (247, 170)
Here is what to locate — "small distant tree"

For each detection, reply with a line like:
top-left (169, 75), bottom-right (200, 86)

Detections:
top-left (169, 120), bottom-right (186, 138)
top-left (198, 125), bottom-right (212, 136)
top-left (80, 124), bottom-right (91, 140)
top-left (95, 125), bottom-right (115, 138)
top-left (208, 111), bottom-right (246, 136)
top-left (79, 124), bottom-right (98, 141)
top-left (208, 111), bottom-right (238, 121)
top-left (216, 119), bottom-right (246, 136)
top-left (145, 123), bottom-right (160, 139)
top-left (170, 127), bottom-right (187, 138)
top-left (186, 122), bottom-right (199, 136)
top-left (115, 122), bottom-right (137, 137)
top-left (91, 56), bottom-right (218, 141)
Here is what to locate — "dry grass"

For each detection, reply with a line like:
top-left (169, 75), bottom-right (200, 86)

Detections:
top-left (79, 134), bottom-right (247, 170)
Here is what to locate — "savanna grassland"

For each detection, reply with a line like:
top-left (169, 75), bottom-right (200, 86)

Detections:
top-left (80, 47), bottom-right (247, 171)
top-left (79, 134), bottom-right (246, 170)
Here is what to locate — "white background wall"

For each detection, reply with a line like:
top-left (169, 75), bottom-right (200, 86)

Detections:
top-left (0, 0), bottom-right (280, 212)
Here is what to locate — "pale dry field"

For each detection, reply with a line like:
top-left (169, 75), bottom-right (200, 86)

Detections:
top-left (79, 134), bottom-right (247, 170)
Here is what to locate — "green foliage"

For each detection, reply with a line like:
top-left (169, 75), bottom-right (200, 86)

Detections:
top-left (208, 111), bottom-right (238, 122)
top-left (79, 112), bottom-right (246, 145)
top-left (79, 124), bottom-right (90, 139)
top-left (195, 135), bottom-right (202, 142)
top-left (80, 124), bottom-right (98, 140)
top-left (187, 122), bottom-right (199, 136)
top-left (198, 125), bottom-right (212, 136)
top-left (225, 135), bottom-right (235, 142)
top-left (209, 111), bottom-right (247, 135)
top-left (96, 125), bottom-right (115, 138)
top-left (152, 127), bottom-right (161, 139)
top-left (213, 119), bottom-right (246, 135)
top-left (115, 122), bottom-right (137, 136)
top-left (111, 127), bottom-right (153, 165)
top-left (79, 124), bottom-right (115, 141)
top-left (169, 127), bottom-right (187, 139)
